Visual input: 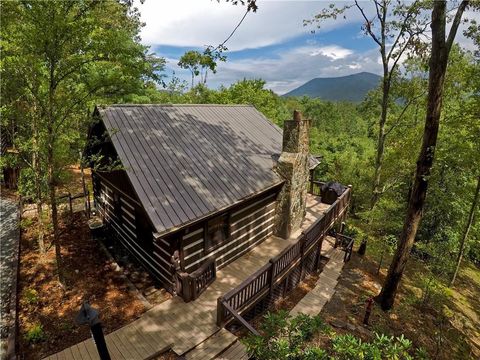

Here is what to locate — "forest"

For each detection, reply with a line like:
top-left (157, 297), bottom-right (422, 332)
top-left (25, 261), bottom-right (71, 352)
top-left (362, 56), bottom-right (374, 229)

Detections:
top-left (1, 0), bottom-right (479, 359)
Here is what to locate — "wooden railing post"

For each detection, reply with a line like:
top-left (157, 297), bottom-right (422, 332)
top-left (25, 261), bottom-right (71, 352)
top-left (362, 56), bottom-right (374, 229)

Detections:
top-left (268, 259), bottom-right (275, 295)
top-left (217, 297), bottom-right (227, 328)
top-left (299, 232), bottom-right (306, 280)
top-left (315, 235), bottom-right (323, 272)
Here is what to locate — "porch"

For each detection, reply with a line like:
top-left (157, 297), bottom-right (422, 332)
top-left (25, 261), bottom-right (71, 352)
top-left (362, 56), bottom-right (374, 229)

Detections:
top-left (44, 187), bottom-right (350, 359)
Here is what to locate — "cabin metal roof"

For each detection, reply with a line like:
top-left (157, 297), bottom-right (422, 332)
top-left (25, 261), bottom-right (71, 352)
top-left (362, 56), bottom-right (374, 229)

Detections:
top-left (97, 104), bottom-right (285, 235)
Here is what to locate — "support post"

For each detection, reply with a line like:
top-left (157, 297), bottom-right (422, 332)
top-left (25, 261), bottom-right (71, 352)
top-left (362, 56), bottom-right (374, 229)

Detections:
top-left (75, 302), bottom-right (111, 360)
top-left (299, 232), bottom-right (306, 279)
top-left (216, 297), bottom-right (225, 327)
top-left (268, 259), bottom-right (276, 296)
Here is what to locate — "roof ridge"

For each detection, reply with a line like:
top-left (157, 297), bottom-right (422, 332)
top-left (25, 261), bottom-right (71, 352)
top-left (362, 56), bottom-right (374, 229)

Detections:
top-left (99, 104), bottom-right (255, 108)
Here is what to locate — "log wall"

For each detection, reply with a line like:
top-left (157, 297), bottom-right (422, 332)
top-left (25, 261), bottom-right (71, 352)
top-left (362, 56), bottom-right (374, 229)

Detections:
top-left (181, 191), bottom-right (278, 272)
top-left (92, 171), bottom-right (175, 290)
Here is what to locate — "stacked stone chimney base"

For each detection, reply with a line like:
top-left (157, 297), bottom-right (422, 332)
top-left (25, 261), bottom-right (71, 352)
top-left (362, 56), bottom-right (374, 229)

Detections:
top-left (274, 111), bottom-right (310, 239)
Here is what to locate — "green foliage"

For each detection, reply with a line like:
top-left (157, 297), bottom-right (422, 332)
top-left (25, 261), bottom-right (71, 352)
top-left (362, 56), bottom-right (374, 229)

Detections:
top-left (24, 323), bottom-right (45, 343)
top-left (23, 288), bottom-right (39, 305)
top-left (178, 48), bottom-right (226, 87)
top-left (331, 333), bottom-right (417, 360)
top-left (1, 0), bottom-right (164, 203)
top-left (20, 217), bottom-right (34, 230)
top-left (243, 311), bottom-right (326, 360)
top-left (244, 312), bottom-right (426, 360)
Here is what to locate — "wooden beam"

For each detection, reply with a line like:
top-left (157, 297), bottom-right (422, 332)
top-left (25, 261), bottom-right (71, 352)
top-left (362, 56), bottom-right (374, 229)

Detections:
top-left (221, 301), bottom-right (260, 336)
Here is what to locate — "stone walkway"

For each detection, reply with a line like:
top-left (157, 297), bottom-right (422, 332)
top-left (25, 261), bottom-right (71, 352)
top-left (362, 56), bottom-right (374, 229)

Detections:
top-left (0, 196), bottom-right (20, 359)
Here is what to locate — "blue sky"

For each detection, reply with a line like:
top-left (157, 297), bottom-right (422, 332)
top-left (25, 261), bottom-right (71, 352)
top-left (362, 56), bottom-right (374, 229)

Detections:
top-left (137, 0), bottom-right (477, 94)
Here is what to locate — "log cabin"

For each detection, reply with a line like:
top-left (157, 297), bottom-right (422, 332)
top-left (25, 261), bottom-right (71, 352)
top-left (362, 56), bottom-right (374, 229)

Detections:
top-left (85, 105), bottom-right (346, 301)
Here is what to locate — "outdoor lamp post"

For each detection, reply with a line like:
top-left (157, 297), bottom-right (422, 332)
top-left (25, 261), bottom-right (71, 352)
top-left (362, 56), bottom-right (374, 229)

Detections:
top-left (75, 302), bottom-right (111, 360)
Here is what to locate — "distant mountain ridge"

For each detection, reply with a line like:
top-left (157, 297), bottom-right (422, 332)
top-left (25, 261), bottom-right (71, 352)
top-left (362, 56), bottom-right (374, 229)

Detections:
top-left (283, 72), bottom-right (381, 102)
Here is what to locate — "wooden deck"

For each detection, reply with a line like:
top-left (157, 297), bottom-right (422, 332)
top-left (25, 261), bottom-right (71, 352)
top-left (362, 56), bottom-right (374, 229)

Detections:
top-left (44, 194), bottom-right (331, 360)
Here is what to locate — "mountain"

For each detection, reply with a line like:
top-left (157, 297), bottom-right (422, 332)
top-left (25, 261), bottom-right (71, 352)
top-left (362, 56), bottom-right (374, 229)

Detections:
top-left (283, 72), bottom-right (381, 102)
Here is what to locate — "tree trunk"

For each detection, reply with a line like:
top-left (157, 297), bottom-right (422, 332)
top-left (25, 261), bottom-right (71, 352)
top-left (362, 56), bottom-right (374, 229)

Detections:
top-left (79, 151), bottom-right (88, 215)
top-left (47, 57), bottom-right (66, 285)
top-left (377, 0), bottom-right (468, 310)
top-left (371, 71), bottom-right (390, 208)
top-left (48, 146), bottom-right (66, 286)
top-left (32, 127), bottom-right (45, 254)
top-left (36, 197), bottom-right (45, 254)
top-left (450, 175), bottom-right (480, 287)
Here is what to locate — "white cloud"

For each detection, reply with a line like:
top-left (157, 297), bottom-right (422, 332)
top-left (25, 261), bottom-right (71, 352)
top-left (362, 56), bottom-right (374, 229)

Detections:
top-left (135, 0), bottom-right (360, 51)
top-left (309, 45), bottom-right (353, 60)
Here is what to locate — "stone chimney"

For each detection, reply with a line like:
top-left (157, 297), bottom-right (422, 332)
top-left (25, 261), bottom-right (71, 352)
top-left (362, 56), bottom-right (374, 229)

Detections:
top-left (274, 110), bottom-right (310, 239)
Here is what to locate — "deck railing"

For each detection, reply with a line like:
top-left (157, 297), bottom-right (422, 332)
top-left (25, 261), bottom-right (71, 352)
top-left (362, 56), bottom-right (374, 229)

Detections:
top-left (178, 257), bottom-right (216, 302)
top-left (217, 185), bottom-right (351, 329)
top-left (335, 233), bottom-right (355, 262)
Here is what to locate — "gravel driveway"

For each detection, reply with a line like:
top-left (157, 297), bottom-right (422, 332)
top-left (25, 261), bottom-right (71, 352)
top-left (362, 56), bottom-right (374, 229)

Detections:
top-left (1, 196), bottom-right (20, 359)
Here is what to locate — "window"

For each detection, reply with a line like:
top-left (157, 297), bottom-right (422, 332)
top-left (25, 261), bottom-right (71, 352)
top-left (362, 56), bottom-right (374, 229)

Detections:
top-left (205, 214), bottom-right (229, 251)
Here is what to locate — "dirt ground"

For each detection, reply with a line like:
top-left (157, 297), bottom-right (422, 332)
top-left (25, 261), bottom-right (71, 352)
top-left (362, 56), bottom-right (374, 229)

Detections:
top-left (319, 250), bottom-right (480, 359)
top-left (18, 213), bottom-right (146, 359)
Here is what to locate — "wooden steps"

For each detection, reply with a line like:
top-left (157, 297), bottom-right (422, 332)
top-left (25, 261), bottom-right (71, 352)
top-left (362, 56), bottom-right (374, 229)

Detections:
top-left (185, 328), bottom-right (238, 360)
top-left (216, 340), bottom-right (249, 360)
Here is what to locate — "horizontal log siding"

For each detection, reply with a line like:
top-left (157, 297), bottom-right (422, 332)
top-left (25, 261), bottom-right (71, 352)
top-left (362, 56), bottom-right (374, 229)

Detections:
top-left (182, 193), bottom-right (277, 272)
top-left (92, 172), bottom-right (174, 289)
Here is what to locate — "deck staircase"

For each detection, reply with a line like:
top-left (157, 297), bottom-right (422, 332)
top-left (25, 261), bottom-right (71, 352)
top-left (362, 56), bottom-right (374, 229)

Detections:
top-left (184, 328), bottom-right (238, 360)
top-left (290, 247), bottom-right (345, 316)
top-left (215, 340), bottom-right (249, 360)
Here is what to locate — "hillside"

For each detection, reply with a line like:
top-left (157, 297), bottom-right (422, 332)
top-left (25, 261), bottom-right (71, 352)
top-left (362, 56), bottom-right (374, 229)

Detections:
top-left (283, 72), bottom-right (381, 102)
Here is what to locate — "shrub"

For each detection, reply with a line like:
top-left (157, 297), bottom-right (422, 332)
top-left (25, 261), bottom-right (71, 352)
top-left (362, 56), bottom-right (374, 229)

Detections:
top-left (419, 274), bottom-right (450, 308)
top-left (23, 288), bottom-right (39, 305)
top-left (243, 311), bottom-right (326, 360)
top-left (244, 312), bottom-right (428, 360)
top-left (20, 217), bottom-right (34, 230)
top-left (25, 323), bottom-right (45, 343)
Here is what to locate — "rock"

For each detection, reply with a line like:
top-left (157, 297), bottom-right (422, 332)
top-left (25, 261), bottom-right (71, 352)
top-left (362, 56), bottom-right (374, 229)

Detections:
top-left (357, 325), bottom-right (372, 338)
top-left (346, 323), bottom-right (356, 331)
top-left (110, 263), bottom-right (121, 272)
top-left (372, 282), bottom-right (382, 291)
top-left (330, 320), bottom-right (347, 329)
